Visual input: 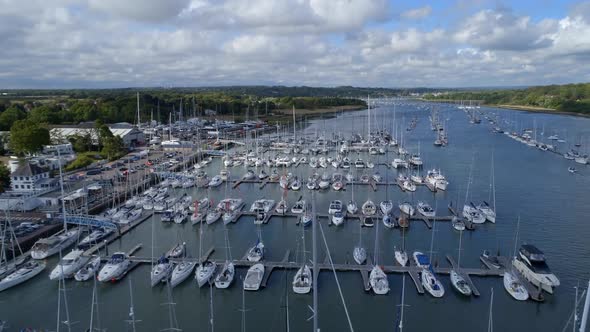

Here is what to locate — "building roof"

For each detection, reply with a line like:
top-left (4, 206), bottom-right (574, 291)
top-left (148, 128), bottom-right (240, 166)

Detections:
top-left (12, 162), bottom-right (48, 177)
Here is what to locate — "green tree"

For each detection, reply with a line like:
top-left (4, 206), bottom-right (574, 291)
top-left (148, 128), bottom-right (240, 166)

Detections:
top-left (68, 133), bottom-right (94, 153)
top-left (9, 119), bottom-right (50, 155)
top-left (0, 106), bottom-right (26, 131)
top-left (0, 163), bottom-right (10, 192)
top-left (101, 135), bottom-right (125, 160)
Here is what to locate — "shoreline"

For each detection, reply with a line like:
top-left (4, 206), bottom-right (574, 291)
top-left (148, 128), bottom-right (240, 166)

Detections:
top-left (421, 99), bottom-right (590, 118)
top-left (489, 104), bottom-right (590, 118)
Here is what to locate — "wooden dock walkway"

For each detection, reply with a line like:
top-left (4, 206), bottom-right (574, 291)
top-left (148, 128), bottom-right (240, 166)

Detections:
top-left (260, 250), bottom-right (290, 288)
top-left (84, 211), bottom-right (154, 256)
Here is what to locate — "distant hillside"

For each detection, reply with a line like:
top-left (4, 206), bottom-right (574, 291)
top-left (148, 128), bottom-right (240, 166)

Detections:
top-left (0, 85), bottom-right (438, 99)
top-left (424, 83), bottom-right (590, 115)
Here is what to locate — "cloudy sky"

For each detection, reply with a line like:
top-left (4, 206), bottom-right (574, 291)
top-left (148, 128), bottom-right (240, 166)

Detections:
top-left (1, 0), bottom-right (590, 88)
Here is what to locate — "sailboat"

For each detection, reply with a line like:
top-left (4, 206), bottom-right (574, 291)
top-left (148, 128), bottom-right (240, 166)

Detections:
top-left (0, 261), bottom-right (46, 292)
top-left (214, 228), bottom-right (235, 289)
top-left (394, 227), bottom-right (408, 266)
top-left (421, 198), bottom-right (445, 298)
top-left (293, 214), bottom-right (311, 294)
top-left (347, 173), bottom-right (358, 214)
top-left (170, 254), bottom-right (197, 288)
top-left (503, 216), bottom-right (529, 301)
top-left (150, 256), bottom-right (173, 287)
top-left (450, 230), bottom-right (472, 296)
top-left (246, 228), bottom-right (265, 262)
top-left (369, 219), bottom-right (389, 295)
top-left (353, 219), bottom-right (366, 265)
top-left (195, 221), bottom-right (216, 287)
top-left (463, 156), bottom-right (486, 224)
top-left (478, 153), bottom-right (497, 223)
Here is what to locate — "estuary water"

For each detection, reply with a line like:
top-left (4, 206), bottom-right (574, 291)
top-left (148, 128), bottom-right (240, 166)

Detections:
top-left (1, 101), bottom-right (589, 331)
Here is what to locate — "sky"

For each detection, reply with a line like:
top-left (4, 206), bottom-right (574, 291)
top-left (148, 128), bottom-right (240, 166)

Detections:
top-left (1, 0), bottom-right (590, 89)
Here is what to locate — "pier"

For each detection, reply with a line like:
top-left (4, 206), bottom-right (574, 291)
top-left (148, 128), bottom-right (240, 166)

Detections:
top-left (117, 249), bottom-right (505, 295)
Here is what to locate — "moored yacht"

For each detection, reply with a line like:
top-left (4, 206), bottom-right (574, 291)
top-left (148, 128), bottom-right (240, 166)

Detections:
top-left (0, 261), bottom-right (46, 292)
top-left (369, 265), bottom-right (389, 295)
top-left (362, 200), bottom-right (376, 216)
top-left (421, 268), bottom-right (444, 298)
top-left (477, 201), bottom-right (496, 223)
top-left (74, 256), bottom-right (101, 282)
top-left (98, 252), bottom-right (131, 282)
top-left (246, 240), bottom-right (264, 262)
top-left (399, 202), bottom-right (415, 216)
top-left (292, 265), bottom-right (312, 294)
top-left (195, 261), bottom-right (216, 287)
top-left (503, 270), bottom-right (529, 301)
top-left (512, 244), bottom-right (560, 294)
top-left (150, 256), bottom-right (173, 287)
top-left (31, 228), bottom-right (81, 260)
top-left (462, 203), bottom-right (486, 224)
top-left (170, 260), bottom-right (197, 288)
top-left (214, 261), bottom-right (235, 289)
top-left (394, 246), bottom-right (408, 266)
top-left (416, 201), bottom-right (435, 217)
top-left (243, 263), bottom-right (265, 291)
top-left (49, 249), bottom-right (89, 280)
top-left (450, 270), bottom-right (472, 296)
top-left (379, 200), bottom-right (393, 214)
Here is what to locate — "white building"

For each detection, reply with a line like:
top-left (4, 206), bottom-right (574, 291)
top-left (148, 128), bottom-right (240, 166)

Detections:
top-left (10, 162), bottom-right (56, 193)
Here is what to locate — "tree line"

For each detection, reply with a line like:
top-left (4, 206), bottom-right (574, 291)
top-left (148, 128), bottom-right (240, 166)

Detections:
top-left (423, 83), bottom-right (590, 114)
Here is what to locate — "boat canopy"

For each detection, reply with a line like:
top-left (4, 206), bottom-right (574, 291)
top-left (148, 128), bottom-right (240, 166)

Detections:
top-left (520, 244), bottom-right (545, 262)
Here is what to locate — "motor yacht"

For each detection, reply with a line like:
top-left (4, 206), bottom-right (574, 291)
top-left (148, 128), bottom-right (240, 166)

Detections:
top-left (416, 202), bottom-right (435, 217)
top-left (74, 256), bottom-right (101, 282)
top-left (31, 228), bottom-right (81, 260)
top-left (512, 244), bottom-right (560, 294)
top-left (98, 252), bottom-right (131, 282)
top-left (243, 263), bottom-right (264, 291)
top-left (49, 249), bottom-right (88, 280)
top-left (331, 211), bottom-right (345, 226)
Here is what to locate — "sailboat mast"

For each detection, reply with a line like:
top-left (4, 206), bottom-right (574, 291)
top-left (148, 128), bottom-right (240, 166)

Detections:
top-left (57, 148), bottom-right (67, 231)
top-left (399, 273), bottom-right (406, 331)
top-left (292, 105), bottom-right (296, 141)
top-left (311, 191), bottom-right (319, 332)
top-left (136, 92), bottom-right (140, 127)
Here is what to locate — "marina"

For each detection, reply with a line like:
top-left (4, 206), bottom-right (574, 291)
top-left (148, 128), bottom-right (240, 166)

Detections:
top-left (1, 100), bottom-right (589, 331)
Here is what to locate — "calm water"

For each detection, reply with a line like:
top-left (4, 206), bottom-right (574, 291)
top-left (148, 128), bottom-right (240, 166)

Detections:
top-left (1, 102), bottom-right (590, 331)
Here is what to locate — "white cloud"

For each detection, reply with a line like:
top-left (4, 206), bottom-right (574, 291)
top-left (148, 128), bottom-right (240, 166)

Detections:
top-left (454, 9), bottom-right (556, 51)
top-left (0, 1), bottom-right (588, 88)
top-left (401, 5), bottom-right (432, 20)
top-left (88, 0), bottom-right (191, 22)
